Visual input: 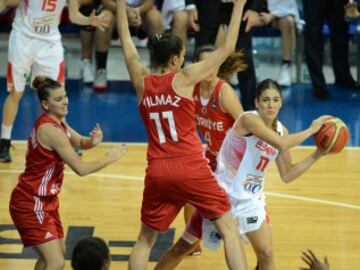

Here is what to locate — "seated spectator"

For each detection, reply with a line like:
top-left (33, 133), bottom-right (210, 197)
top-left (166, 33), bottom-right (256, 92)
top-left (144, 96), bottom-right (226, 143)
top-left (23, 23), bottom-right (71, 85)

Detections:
top-left (79, 0), bottom-right (164, 91)
top-left (79, 0), bottom-right (115, 91)
top-left (259, 0), bottom-right (303, 87)
top-left (160, 0), bottom-right (190, 45)
top-left (71, 236), bottom-right (111, 270)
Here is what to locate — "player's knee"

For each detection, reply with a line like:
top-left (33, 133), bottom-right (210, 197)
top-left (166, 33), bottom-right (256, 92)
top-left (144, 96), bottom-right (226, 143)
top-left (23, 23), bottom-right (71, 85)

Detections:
top-left (257, 246), bottom-right (273, 265)
top-left (214, 211), bottom-right (237, 237)
top-left (138, 226), bottom-right (158, 247)
top-left (172, 12), bottom-right (188, 30)
top-left (279, 16), bottom-right (295, 33)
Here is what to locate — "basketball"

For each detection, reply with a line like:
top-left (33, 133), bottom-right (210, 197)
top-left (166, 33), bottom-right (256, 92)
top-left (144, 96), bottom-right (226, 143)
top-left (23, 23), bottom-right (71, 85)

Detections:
top-left (314, 118), bottom-right (350, 154)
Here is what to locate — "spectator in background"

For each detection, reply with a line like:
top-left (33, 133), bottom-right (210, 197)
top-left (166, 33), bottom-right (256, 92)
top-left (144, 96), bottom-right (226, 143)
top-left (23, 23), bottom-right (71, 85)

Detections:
top-left (80, 0), bottom-right (164, 91)
top-left (160, 0), bottom-right (190, 45)
top-left (79, 0), bottom-right (115, 91)
top-left (303, 0), bottom-right (359, 99)
top-left (345, 1), bottom-right (360, 20)
top-left (259, 0), bottom-right (303, 87)
top-left (72, 237), bottom-right (111, 270)
top-left (185, 0), bottom-right (265, 111)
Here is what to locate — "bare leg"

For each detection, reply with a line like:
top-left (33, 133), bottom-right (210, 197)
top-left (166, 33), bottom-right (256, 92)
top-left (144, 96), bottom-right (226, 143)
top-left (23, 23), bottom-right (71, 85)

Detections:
top-left (184, 203), bottom-right (196, 225)
top-left (154, 236), bottom-right (200, 270)
top-left (33, 239), bottom-right (66, 270)
top-left (142, 9), bottom-right (165, 36)
top-left (2, 88), bottom-right (23, 127)
top-left (273, 16), bottom-right (295, 62)
top-left (171, 10), bottom-right (189, 45)
top-left (246, 221), bottom-right (275, 270)
top-left (95, 10), bottom-right (114, 54)
top-left (213, 211), bottom-right (248, 270)
top-left (128, 223), bottom-right (158, 270)
top-left (80, 30), bottom-right (94, 60)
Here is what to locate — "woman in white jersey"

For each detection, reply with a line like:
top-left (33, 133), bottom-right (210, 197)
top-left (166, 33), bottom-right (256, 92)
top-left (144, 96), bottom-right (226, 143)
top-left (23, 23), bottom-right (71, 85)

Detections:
top-left (0, 0), bottom-right (109, 163)
top-left (155, 78), bottom-right (331, 270)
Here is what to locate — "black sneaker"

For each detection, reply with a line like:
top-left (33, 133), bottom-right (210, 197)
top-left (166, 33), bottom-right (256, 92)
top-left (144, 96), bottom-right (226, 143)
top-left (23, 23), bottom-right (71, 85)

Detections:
top-left (0, 139), bottom-right (11, 163)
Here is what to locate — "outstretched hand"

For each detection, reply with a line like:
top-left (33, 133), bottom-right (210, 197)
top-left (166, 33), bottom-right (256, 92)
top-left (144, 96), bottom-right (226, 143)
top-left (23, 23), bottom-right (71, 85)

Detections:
top-left (105, 144), bottom-right (128, 163)
top-left (89, 123), bottom-right (103, 147)
top-left (90, 10), bottom-right (110, 31)
top-left (300, 250), bottom-right (330, 270)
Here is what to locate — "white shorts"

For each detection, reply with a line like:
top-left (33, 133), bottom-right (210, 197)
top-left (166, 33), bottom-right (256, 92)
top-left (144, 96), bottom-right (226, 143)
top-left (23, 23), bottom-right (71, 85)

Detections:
top-left (230, 196), bottom-right (267, 243)
top-left (202, 195), bottom-right (267, 249)
top-left (7, 30), bottom-right (65, 92)
top-left (161, 0), bottom-right (186, 29)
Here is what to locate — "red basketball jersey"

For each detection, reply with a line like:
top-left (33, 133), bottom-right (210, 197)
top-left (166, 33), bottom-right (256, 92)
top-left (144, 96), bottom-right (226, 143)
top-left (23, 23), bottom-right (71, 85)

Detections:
top-left (139, 72), bottom-right (203, 160)
top-left (16, 113), bottom-right (69, 199)
top-left (193, 80), bottom-right (234, 168)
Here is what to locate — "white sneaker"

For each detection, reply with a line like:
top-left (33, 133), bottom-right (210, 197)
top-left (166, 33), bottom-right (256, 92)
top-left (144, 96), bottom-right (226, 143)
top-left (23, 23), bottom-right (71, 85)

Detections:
top-left (278, 64), bottom-right (292, 87)
top-left (93, 69), bottom-right (107, 92)
top-left (81, 59), bottom-right (94, 83)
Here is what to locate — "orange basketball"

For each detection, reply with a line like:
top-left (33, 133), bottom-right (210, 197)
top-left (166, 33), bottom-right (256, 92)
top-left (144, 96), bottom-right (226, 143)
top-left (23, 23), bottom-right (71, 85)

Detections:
top-left (313, 118), bottom-right (350, 154)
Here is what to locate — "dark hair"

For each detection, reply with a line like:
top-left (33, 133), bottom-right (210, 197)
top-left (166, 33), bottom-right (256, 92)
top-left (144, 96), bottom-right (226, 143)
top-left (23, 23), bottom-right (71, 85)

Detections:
top-left (148, 33), bottom-right (183, 69)
top-left (255, 79), bottom-right (282, 132)
top-left (193, 45), bottom-right (247, 79)
top-left (32, 76), bottom-right (62, 103)
top-left (71, 237), bottom-right (110, 270)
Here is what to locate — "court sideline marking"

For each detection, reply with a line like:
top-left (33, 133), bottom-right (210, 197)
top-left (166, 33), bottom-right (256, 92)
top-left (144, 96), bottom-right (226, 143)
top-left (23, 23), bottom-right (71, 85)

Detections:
top-left (1, 169), bottom-right (359, 211)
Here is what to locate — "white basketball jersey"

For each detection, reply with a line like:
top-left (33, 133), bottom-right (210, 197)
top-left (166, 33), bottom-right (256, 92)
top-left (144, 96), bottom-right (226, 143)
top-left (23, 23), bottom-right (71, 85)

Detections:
top-left (216, 111), bottom-right (284, 200)
top-left (12, 0), bottom-right (67, 41)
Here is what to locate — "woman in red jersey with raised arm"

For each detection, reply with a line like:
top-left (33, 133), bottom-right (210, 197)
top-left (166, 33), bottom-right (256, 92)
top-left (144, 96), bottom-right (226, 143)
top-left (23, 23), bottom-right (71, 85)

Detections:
top-left (9, 76), bottom-right (126, 270)
top-left (116, 0), bottom-right (249, 269)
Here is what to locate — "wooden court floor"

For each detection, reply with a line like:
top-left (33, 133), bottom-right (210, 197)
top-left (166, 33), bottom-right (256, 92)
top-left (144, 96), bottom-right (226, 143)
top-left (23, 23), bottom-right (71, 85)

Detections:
top-left (0, 142), bottom-right (359, 270)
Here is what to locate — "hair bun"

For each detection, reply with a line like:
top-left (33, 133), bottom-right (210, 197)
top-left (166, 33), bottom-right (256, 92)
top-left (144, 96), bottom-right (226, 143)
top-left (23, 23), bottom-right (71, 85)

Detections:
top-left (32, 76), bottom-right (48, 90)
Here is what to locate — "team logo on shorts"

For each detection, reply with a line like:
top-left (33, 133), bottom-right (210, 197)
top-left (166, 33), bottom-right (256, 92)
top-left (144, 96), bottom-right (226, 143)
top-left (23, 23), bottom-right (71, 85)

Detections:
top-left (247, 216), bottom-right (258, 224)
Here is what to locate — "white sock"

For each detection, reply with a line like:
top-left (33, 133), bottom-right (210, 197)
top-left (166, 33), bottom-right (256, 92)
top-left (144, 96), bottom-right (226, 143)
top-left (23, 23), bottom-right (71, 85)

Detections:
top-left (1, 124), bottom-right (12, 140)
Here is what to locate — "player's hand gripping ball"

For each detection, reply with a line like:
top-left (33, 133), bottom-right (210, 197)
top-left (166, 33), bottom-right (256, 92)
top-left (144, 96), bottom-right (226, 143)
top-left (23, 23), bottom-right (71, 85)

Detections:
top-left (314, 117), bottom-right (350, 154)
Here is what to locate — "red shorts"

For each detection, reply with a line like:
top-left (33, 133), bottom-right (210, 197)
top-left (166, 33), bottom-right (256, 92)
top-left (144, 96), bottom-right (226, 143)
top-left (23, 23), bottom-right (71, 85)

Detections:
top-left (141, 154), bottom-right (230, 232)
top-left (9, 187), bottom-right (64, 247)
top-left (205, 151), bottom-right (217, 172)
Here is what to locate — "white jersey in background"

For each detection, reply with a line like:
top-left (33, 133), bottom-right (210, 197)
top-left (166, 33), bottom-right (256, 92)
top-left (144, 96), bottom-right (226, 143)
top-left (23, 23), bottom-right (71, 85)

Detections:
top-left (12, 0), bottom-right (67, 41)
top-left (216, 110), bottom-right (284, 202)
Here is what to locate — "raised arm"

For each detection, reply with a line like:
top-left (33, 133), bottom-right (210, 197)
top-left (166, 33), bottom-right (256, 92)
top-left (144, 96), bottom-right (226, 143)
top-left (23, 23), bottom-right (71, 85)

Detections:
top-left (38, 124), bottom-right (127, 176)
top-left (237, 114), bottom-right (332, 151)
top-left (181, 0), bottom-right (246, 87)
top-left (116, 0), bottom-right (149, 100)
top-left (68, 0), bottom-right (110, 31)
top-left (275, 128), bottom-right (325, 183)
